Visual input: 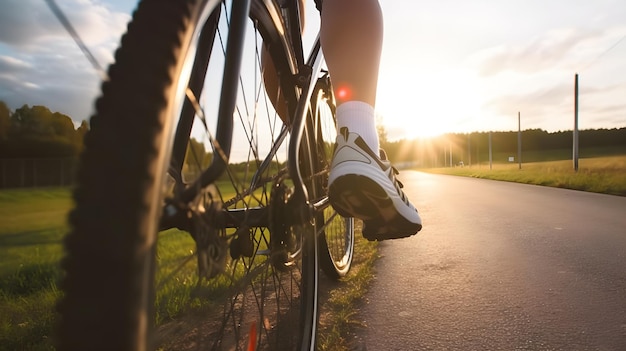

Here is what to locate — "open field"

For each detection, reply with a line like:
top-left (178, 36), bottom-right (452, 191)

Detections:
top-left (0, 187), bottom-right (70, 350)
top-left (424, 155), bottom-right (626, 196)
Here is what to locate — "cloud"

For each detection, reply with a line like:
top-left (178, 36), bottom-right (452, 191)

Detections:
top-left (0, 55), bottom-right (42, 103)
top-left (482, 80), bottom-right (626, 131)
top-left (469, 24), bottom-right (626, 132)
top-left (0, 47), bottom-right (100, 120)
top-left (473, 28), bottom-right (604, 77)
top-left (0, 0), bottom-right (129, 49)
top-left (579, 83), bottom-right (626, 127)
top-left (0, 0), bottom-right (61, 47)
top-left (0, 0), bottom-right (130, 121)
top-left (0, 55), bottom-right (33, 70)
top-left (482, 82), bottom-right (573, 127)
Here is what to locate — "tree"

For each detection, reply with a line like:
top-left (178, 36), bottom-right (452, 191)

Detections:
top-left (76, 119), bottom-right (89, 139)
top-left (0, 101), bottom-right (9, 141)
top-left (51, 112), bottom-right (76, 141)
top-left (10, 105), bottom-right (75, 140)
top-left (183, 138), bottom-right (213, 180)
top-left (2, 104), bottom-right (85, 158)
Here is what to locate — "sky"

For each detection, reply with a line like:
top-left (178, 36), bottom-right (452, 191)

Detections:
top-left (1, 0), bottom-right (625, 141)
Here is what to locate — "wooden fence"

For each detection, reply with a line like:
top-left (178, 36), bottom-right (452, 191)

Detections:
top-left (0, 158), bottom-right (78, 189)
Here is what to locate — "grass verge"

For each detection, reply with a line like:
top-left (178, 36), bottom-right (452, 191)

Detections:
top-left (0, 187), bottom-right (70, 351)
top-left (317, 220), bottom-right (379, 351)
top-left (423, 155), bottom-right (626, 196)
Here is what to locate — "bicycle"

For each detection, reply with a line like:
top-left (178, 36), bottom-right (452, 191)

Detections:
top-left (56, 0), bottom-right (355, 350)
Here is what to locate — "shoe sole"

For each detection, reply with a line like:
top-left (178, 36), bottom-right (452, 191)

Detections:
top-left (328, 174), bottom-right (422, 241)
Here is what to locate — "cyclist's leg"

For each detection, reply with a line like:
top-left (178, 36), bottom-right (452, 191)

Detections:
top-left (262, 0), bottom-right (306, 123)
top-left (320, 0), bottom-right (381, 152)
top-left (322, 0), bottom-right (423, 240)
top-left (320, 0), bottom-right (381, 107)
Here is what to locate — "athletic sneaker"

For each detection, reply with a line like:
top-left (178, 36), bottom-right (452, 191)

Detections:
top-left (328, 127), bottom-right (422, 241)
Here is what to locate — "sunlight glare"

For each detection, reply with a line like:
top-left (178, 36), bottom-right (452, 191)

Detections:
top-left (376, 68), bottom-right (482, 140)
top-left (336, 86), bottom-right (352, 101)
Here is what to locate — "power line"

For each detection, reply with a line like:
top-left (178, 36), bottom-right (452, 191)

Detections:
top-left (579, 33), bottom-right (626, 72)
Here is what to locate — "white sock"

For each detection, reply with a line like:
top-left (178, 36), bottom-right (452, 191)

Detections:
top-left (336, 101), bottom-right (380, 152)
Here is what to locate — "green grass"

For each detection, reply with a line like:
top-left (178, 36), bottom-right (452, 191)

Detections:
top-left (0, 187), bottom-right (71, 351)
top-left (425, 155), bottom-right (626, 196)
top-left (317, 221), bottom-right (378, 351)
top-left (154, 228), bottom-right (201, 324)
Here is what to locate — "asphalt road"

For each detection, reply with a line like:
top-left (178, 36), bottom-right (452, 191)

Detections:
top-left (357, 171), bottom-right (626, 351)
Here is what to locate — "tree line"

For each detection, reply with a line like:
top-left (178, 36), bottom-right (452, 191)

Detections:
top-left (0, 101), bottom-right (214, 178)
top-left (1, 100), bottom-right (624, 165)
top-left (0, 101), bottom-right (88, 158)
top-left (382, 127), bottom-right (626, 167)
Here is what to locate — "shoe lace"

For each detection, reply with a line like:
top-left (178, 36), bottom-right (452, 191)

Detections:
top-left (391, 166), bottom-right (404, 188)
top-left (389, 165), bottom-right (411, 206)
top-left (381, 148), bottom-right (409, 203)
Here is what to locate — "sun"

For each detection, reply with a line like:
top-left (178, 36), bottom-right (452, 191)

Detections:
top-left (410, 118), bottom-right (450, 139)
top-left (376, 100), bottom-right (463, 140)
top-left (376, 69), bottom-right (481, 140)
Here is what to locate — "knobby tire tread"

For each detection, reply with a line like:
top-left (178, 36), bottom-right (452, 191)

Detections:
top-left (57, 1), bottom-right (199, 350)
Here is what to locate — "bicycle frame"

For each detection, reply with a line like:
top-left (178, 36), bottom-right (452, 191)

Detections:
top-left (169, 0), bottom-right (327, 222)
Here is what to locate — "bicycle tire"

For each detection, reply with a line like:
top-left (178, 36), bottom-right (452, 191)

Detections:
top-left (57, 0), bottom-right (318, 350)
top-left (310, 77), bottom-right (355, 279)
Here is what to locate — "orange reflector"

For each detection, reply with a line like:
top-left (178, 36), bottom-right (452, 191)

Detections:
top-left (247, 322), bottom-right (257, 351)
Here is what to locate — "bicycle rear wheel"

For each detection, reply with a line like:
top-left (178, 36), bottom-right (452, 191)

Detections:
top-left (57, 0), bottom-right (318, 350)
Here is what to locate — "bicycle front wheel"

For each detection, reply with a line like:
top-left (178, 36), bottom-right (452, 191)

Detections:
top-left (57, 0), bottom-right (318, 350)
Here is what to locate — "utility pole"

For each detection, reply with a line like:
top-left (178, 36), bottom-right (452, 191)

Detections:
top-left (573, 73), bottom-right (579, 171)
top-left (518, 112), bottom-right (522, 170)
top-left (467, 133), bottom-right (471, 167)
top-left (476, 136), bottom-right (480, 168)
top-left (488, 132), bottom-right (493, 170)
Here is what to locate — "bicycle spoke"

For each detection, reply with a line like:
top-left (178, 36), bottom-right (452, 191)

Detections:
top-left (154, 1), bottom-right (317, 350)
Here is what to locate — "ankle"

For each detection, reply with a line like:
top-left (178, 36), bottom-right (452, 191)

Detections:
top-left (336, 101), bottom-right (380, 152)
